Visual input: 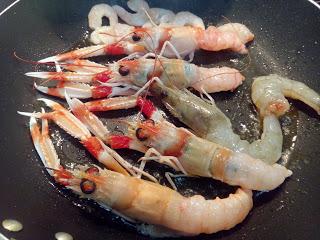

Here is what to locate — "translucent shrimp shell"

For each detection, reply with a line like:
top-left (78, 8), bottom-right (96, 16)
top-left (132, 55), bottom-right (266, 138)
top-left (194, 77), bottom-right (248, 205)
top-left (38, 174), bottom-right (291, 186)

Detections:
top-left (68, 168), bottom-right (253, 235)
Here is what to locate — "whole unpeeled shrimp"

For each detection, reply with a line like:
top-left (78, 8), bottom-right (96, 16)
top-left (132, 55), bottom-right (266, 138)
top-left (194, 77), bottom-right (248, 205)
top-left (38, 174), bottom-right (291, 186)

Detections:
top-left (27, 115), bottom-right (252, 236)
top-left (39, 22), bottom-right (254, 62)
top-left (153, 75), bottom-right (320, 164)
top-left (27, 57), bottom-right (245, 98)
top-left (79, 92), bottom-right (292, 191)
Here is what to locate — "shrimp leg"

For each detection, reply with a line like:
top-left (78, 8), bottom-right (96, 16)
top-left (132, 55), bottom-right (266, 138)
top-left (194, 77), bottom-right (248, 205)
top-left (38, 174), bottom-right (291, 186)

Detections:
top-left (83, 93), bottom-right (292, 191)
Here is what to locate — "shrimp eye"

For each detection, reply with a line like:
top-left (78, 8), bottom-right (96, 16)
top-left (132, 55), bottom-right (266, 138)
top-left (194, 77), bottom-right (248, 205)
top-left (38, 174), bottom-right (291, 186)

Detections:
top-left (136, 128), bottom-right (149, 141)
top-left (80, 178), bottom-right (96, 194)
top-left (119, 65), bottom-right (130, 76)
top-left (85, 166), bottom-right (99, 176)
top-left (132, 32), bottom-right (141, 42)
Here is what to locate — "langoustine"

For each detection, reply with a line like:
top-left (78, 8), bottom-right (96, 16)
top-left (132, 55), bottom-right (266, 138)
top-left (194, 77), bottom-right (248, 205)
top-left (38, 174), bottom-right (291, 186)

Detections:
top-left (26, 107), bottom-right (253, 236)
top-left (39, 20), bottom-right (254, 62)
top-left (63, 89), bottom-right (292, 191)
top-left (27, 57), bottom-right (245, 98)
top-left (153, 74), bottom-right (320, 164)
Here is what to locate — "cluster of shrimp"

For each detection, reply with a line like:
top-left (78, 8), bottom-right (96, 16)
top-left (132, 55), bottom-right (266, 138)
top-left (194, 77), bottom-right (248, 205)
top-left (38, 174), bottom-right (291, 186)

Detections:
top-left (18, 0), bottom-right (320, 237)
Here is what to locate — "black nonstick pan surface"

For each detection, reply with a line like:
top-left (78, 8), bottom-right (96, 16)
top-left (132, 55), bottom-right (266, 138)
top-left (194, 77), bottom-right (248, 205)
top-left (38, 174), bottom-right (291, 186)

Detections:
top-left (0, 0), bottom-right (319, 239)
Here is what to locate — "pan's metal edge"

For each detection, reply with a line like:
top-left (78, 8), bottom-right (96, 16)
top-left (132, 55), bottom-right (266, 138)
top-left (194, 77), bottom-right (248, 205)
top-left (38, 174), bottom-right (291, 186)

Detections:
top-left (0, 233), bottom-right (9, 240)
top-left (0, 0), bottom-right (318, 239)
top-left (0, 0), bottom-right (21, 17)
top-left (308, 0), bottom-right (320, 9)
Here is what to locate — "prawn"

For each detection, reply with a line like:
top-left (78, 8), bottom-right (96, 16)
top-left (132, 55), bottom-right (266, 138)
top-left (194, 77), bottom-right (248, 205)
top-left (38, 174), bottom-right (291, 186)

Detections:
top-left (151, 74), bottom-right (320, 164)
top-left (71, 87), bottom-right (292, 191)
top-left (26, 56), bottom-right (245, 98)
top-left (27, 115), bottom-right (253, 236)
top-left (39, 21), bottom-right (254, 62)
top-left (152, 75), bottom-right (320, 164)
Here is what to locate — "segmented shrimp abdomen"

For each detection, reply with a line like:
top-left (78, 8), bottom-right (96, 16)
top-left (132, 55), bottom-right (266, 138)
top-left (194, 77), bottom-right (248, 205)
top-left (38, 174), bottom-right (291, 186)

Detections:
top-left (215, 151), bottom-right (292, 191)
top-left (192, 66), bottom-right (245, 93)
top-left (163, 188), bottom-right (252, 234)
top-left (196, 26), bottom-right (247, 54)
top-left (217, 23), bottom-right (254, 44)
top-left (89, 170), bottom-right (252, 235)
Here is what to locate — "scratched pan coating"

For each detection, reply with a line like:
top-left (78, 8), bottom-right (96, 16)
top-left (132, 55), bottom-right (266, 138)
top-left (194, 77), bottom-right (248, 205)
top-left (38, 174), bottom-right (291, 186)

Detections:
top-left (0, 0), bottom-right (319, 239)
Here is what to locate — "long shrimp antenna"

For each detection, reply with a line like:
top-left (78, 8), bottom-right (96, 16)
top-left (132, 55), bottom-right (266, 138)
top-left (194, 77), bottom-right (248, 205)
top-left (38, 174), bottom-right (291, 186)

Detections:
top-left (13, 52), bottom-right (109, 70)
top-left (142, 7), bottom-right (157, 27)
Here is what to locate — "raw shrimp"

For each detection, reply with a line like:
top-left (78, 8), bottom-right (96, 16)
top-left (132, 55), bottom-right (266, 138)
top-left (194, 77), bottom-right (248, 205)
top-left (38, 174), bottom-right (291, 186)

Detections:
top-left (27, 57), bottom-right (244, 98)
top-left (113, 0), bottom-right (175, 27)
top-left (79, 91), bottom-right (292, 191)
top-left (28, 115), bottom-right (253, 236)
top-left (252, 74), bottom-right (320, 116)
top-left (112, 0), bottom-right (203, 28)
top-left (39, 22), bottom-right (254, 62)
top-left (152, 75), bottom-right (320, 164)
top-left (88, 3), bottom-right (118, 30)
top-left (168, 11), bottom-right (205, 29)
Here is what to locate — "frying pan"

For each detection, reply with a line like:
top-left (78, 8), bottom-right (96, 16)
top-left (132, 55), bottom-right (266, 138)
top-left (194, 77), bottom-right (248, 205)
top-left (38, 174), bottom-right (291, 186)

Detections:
top-left (0, 0), bottom-right (319, 239)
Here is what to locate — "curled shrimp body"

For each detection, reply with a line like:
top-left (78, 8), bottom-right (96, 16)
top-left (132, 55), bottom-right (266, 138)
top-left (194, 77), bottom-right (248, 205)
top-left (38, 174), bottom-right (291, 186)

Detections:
top-left (252, 74), bottom-right (320, 116)
top-left (88, 3), bottom-right (119, 30)
top-left (27, 114), bottom-right (253, 236)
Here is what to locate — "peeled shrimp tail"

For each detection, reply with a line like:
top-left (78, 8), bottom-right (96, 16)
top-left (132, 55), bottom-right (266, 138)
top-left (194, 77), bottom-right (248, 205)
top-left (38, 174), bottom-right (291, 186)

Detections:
top-left (192, 66), bottom-right (245, 93)
top-left (222, 152), bottom-right (292, 191)
top-left (197, 23), bottom-right (254, 54)
top-left (252, 74), bottom-right (320, 116)
top-left (217, 23), bottom-right (255, 44)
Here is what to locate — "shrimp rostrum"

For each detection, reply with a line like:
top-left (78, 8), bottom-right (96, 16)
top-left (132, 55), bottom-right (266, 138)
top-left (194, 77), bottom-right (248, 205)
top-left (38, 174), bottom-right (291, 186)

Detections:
top-left (27, 56), bottom-right (245, 99)
top-left (63, 87), bottom-right (292, 191)
top-left (39, 16), bottom-right (254, 62)
top-left (25, 109), bottom-right (253, 236)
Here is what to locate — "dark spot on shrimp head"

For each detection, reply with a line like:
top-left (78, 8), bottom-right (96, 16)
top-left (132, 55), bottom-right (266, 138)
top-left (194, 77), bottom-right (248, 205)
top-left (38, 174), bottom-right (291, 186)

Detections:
top-left (80, 178), bottom-right (96, 194)
top-left (85, 166), bottom-right (99, 176)
top-left (119, 65), bottom-right (130, 76)
top-left (132, 32), bottom-right (141, 42)
top-left (136, 128), bottom-right (149, 141)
